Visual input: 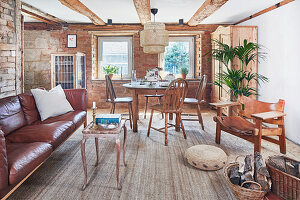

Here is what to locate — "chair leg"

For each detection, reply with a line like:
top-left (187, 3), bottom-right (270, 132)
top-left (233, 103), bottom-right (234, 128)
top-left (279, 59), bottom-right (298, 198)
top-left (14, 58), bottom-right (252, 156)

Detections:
top-left (128, 103), bottom-right (132, 129)
top-left (279, 124), bottom-right (286, 154)
top-left (216, 124), bottom-right (221, 144)
top-left (110, 103), bottom-right (115, 114)
top-left (254, 134), bottom-right (262, 154)
top-left (196, 104), bottom-right (204, 130)
top-left (164, 113), bottom-right (168, 146)
top-left (147, 109), bottom-right (154, 137)
top-left (178, 113), bottom-right (187, 139)
top-left (144, 96), bottom-right (148, 119)
top-left (159, 97), bottom-right (164, 119)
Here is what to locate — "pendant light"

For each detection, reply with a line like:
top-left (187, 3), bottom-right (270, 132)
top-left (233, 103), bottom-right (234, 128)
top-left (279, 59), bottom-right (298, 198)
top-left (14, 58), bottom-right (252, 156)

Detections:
top-left (140, 8), bottom-right (169, 54)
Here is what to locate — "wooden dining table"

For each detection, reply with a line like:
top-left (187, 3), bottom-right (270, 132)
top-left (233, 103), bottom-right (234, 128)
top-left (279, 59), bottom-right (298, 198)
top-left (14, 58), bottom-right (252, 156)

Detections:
top-left (123, 83), bottom-right (170, 132)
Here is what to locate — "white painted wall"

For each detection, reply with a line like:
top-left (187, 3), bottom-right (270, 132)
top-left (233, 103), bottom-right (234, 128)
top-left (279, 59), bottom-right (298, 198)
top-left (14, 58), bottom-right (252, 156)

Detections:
top-left (241, 1), bottom-right (300, 144)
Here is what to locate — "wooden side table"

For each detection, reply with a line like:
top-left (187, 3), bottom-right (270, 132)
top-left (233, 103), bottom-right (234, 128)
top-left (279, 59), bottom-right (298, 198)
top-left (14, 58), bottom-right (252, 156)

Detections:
top-left (81, 120), bottom-right (127, 190)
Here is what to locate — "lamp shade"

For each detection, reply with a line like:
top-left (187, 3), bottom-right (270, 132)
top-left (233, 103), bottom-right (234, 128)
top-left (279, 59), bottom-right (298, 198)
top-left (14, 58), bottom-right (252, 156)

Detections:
top-left (140, 22), bottom-right (169, 54)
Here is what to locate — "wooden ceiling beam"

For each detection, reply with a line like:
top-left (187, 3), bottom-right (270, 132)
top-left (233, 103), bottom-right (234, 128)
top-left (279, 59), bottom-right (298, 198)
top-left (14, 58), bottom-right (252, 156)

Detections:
top-left (21, 9), bottom-right (57, 24)
top-left (21, 2), bottom-right (65, 24)
top-left (58, 0), bottom-right (105, 25)
top-left (133, 0), bottom-right (151, 25)
top-left (188, 0), bottom-right (228, 26)
top-left (234, 0), bottom-right (295, 25)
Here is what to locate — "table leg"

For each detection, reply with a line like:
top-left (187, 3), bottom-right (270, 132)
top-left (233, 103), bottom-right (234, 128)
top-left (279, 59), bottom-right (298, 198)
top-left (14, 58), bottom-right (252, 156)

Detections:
top-left (95, 137), bottom-right (99, 165)
top-left (116, 137), bottom-right (121, 190)
top-left (132, 90), bottom-right (139, 132)
top-left (81, 138), bottom-right (87, 190)
top-left (123, 126), bottom-right (127, 166)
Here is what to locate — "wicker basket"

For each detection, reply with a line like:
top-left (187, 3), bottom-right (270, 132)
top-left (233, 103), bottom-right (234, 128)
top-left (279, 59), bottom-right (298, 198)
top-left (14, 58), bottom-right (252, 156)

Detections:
top-left (266, 157), bottom-right (300, 200)
top-left (224, 163), bottom-right (267, 200)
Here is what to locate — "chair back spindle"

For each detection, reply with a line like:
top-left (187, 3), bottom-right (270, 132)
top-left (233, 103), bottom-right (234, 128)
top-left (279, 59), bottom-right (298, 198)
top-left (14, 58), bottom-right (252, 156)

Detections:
top-left (105, 75), bottom-right (117, 102)
top-left (163, 79), bottom-right (188, 111)
top-left (195, 74), bottom-right (207, 104)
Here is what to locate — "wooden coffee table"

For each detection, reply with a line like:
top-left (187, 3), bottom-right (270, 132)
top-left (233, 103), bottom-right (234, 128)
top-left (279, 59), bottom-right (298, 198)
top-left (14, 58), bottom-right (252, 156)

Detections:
top-left (81, 120), bottom-right (127, 190)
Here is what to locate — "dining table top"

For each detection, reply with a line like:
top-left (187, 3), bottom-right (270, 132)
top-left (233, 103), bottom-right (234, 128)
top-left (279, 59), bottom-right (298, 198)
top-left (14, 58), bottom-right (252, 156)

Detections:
top-left (122, 83), bottom-right (169, 90)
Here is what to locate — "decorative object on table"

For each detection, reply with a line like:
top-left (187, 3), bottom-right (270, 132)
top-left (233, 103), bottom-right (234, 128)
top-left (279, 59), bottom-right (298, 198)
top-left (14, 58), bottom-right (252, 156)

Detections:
top-left (105, 75), bottom-right (133, 129)
top-left (207, 39), bottom-right (268, 100)
top-left (95, 114), bottom-right (121, 125)
top-left (165, 73), bottom-right (175, 82)
top-left (140, 8), bottom-right (169, 54)
top-left (103, 65), bottom-right (119, 79)
top-left (90, 102), bottom-right (98, 130)
top-left (67, 34), bottom-right (77, 48)
top-left (224, 153), bottom-right (271, 200)
top-left (210, 95), bottom-right (286, 154)
top-left (266, 156), bottom-right (300, 200)
top-left (179, 66), bottom-right (189, 79)
top-left (30, 85), bottom-right (74, 121)
top-left (145, 68), bottom-right (160, 81)
top-left (185, 145), bottom-right (227, 171)
top-left (147, 78), bottom-right (188, 146)
top-left (182, 75), bottom-right (207, 130)
top-left (81, 120), bottom-right (127, 190)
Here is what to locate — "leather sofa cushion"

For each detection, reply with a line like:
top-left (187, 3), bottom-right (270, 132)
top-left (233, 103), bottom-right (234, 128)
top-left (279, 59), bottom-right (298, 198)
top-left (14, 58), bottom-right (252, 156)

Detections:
top-left (18, 93), bottom-right (40, 125)
top-left (0, 130), bottom-right (8, 190)
top-left (6, 142), bottom-right (52, 185)
top-left (0, 96), bottom-right (26, 136)
top-left (6, 121), bottom-right (74, 149)
top-left (64, 89), bottom-right (87, 111)
top-left (40, 111), bottom-right (86, 129)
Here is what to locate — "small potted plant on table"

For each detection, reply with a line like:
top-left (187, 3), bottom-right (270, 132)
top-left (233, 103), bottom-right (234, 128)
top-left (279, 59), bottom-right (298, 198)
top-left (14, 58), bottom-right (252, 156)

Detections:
top-left (103, 65), bottom-right (119, 79)
top-left (180, 67), bottom-right (189, 79)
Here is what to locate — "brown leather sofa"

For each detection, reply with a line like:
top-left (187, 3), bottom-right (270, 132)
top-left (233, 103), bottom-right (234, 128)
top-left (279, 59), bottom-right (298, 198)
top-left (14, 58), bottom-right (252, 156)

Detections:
top-left (0, 89), bottom-right (87, 199)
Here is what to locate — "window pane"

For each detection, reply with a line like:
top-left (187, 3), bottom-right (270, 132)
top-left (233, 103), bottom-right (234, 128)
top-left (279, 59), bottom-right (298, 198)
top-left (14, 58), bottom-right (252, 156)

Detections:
top-left (101, 41), bottom-right (129, 75)
top-left (164, 41), bottom-right (190, 74)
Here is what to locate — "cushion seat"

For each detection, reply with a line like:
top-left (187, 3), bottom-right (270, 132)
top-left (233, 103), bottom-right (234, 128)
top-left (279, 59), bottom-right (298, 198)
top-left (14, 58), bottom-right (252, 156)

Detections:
top-left (6, 142), bottom-right (52, 185)
top-left (108, 97), bottom-right (133, 103)
top-left (6, 121), bottom-right (74, 149)
top-left (184, 98), bottom-right (198, 104)
top-left (34, 111), bottom-right (86, 129)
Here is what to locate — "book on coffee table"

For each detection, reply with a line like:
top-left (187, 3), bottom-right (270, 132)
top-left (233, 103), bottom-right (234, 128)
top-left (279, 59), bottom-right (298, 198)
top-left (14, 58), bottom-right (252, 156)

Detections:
top-left (95, 114), bottom-right (121, 125)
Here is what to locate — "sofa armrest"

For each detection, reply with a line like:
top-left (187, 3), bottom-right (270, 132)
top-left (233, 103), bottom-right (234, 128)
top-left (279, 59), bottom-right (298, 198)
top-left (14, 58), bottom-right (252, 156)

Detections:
top-left (0, 129), bottom-right (8, 190)
top-left (64, 89), bottom-right (87, 111)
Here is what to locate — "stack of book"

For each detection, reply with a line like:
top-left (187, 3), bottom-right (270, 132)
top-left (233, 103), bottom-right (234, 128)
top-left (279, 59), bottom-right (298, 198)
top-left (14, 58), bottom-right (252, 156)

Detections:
top-left (95, 114), bottom-right (121, 125)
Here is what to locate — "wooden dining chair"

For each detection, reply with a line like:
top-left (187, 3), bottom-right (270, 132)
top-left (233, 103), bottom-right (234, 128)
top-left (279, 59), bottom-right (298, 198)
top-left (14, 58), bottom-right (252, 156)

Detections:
top-left (183, 74), bottom-right (207, 130)
top-left (147, 79), bottom-right (188, 146)
top-left (211, 96), bottom-right (286, 154)
top-left (105, 75), bottom-right (133, 129)
top-left (144, 93), bottom-right (164, 119)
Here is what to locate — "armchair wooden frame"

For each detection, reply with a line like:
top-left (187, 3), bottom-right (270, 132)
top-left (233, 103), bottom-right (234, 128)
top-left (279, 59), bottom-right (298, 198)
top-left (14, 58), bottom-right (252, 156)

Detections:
top-left (210, 96), bottom-right (286, 154)
top-left (147, 79), bottom-right (188, 146)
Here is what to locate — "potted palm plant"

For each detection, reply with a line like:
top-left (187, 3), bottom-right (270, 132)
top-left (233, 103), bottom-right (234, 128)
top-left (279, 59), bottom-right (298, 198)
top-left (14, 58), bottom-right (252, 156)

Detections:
top-left (103, 65), bottom-right (119, 79)
top-left (180, 66), bottom-right (189, 79)
top-left (208, 39), bottom-right (268, 100)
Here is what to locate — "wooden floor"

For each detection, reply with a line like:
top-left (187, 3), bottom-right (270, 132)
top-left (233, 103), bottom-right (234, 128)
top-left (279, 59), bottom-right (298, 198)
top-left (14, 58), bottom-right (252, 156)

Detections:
top-left (8, 108), bottom-right (300, 200)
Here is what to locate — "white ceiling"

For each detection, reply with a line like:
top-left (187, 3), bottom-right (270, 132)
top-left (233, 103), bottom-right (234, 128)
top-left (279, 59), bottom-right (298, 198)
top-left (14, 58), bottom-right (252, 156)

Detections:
top-left (22, 0), bottom-right (283, 24)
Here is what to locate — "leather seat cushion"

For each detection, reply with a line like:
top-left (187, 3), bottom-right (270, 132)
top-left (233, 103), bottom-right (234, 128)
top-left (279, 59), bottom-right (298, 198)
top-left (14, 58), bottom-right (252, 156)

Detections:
top-left (41, 111), bottom-right (86, 129)
top-left (6, 121), bottom-right (74, 149)
top-left (6, 142), bottom-right (52, 185)
top-left (18, 93), bottom-right (40, 125)
top-left (0, 96), bottom-right (27, 136)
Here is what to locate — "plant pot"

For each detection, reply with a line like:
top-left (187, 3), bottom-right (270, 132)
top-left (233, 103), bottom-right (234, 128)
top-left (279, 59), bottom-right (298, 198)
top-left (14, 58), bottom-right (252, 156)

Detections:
top-left (108, 74), bottom-right (113, 79)
top-left (181, 74), bottom-right (187, 79)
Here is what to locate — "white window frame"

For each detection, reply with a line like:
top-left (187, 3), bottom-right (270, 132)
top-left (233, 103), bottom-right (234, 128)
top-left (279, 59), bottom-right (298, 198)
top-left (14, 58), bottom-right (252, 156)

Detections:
top-left (159, 36), bottom-right (195, 79)
top-left (97, 36), bottom-right (133, 79)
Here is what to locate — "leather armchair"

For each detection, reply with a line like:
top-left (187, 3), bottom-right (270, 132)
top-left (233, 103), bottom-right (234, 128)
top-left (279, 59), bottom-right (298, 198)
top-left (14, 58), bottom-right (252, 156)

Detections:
top-left (0, 129), bottom-right (8, 190)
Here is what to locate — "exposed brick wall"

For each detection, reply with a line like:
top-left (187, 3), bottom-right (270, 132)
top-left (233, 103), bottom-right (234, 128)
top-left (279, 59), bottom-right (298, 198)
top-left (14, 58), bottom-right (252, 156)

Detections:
top-left (24, 29), bottom-right (213, 108)
top-left (0, 0), bottom-right (22, 98)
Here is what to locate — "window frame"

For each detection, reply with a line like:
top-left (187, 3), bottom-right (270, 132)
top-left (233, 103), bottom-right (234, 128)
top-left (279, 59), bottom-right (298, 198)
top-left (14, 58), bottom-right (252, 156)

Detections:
top-left (97, 36), bottom-right (133, 80)
top-left (159, 36), bottom-right (195, 79)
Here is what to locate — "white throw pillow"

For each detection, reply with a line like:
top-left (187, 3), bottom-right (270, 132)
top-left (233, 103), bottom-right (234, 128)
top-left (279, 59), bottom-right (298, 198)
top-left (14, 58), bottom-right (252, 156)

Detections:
top-left (31, 85), bottom-right (74, 121)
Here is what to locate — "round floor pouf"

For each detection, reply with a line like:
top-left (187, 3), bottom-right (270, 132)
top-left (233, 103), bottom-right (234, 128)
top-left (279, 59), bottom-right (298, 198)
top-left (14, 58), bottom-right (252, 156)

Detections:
top-left (185, 145), bottom-right (228, 171)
